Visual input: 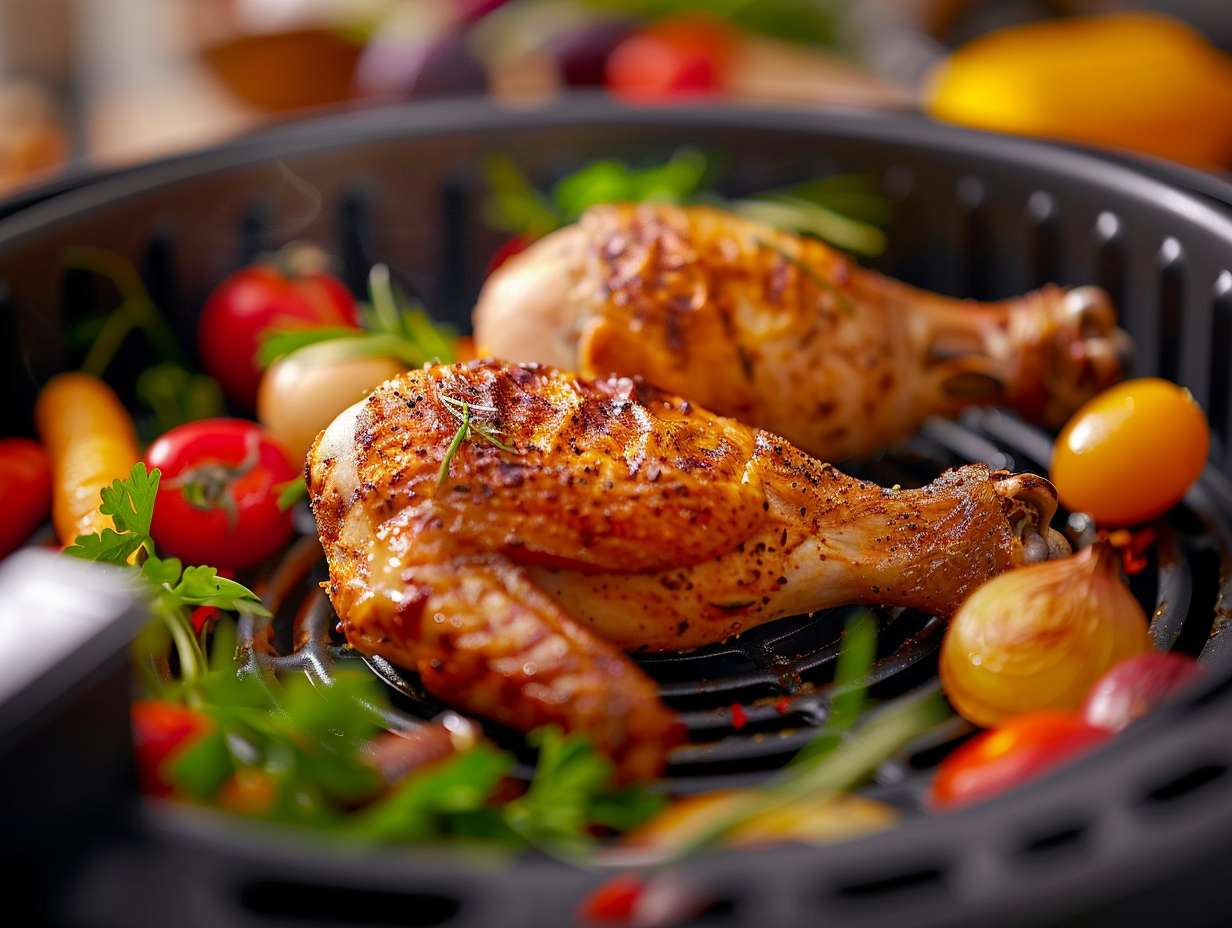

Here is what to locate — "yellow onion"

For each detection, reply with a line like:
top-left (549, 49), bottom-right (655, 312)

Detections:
top-left (940, 542), bottom-right (1151, 727)
top-left (257, 344), bottom-right (404, 464)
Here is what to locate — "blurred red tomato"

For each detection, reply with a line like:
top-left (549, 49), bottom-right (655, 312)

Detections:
top-left (0, 438), bottom-right (50, 556)
top-left (931, 712), bottom-right (1110, 809)
top-left (132, 700), bottom-right (210, 796)
top-left (606, 15), bottom-right (733, 102)
top-left (199, 265), bottom-right (358, 407)
top-left (145, 419), bottom-right (296, 569)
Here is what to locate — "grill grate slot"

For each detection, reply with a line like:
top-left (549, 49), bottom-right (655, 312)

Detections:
top-left (1157, 238), bottom-right (1185, 384)
top-left (239, 880), bottom-right (462, 927)
top-left (1139, 762), bottom-right (1230, 807)
top-left (1211, 271), bottom-right (1232, 461)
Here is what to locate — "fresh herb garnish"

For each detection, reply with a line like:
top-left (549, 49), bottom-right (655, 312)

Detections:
top-left (671, 687), bottom-right (949, 858)
top-left (753, 236), bottom-right (855, 315)
top-left (258, 265), bottom-right (456, 370)
top-left (136, 361), bottom-right (226, 435)
top-left (436, 395), bottom-right (517, 486)
top-left (63, 247), bottom-right (226, 435)
top-left (482, 151), bottom-right (888, 256)
top-left (581, 0), bottom-right (841, 47)
top-left (65, 463), bottom-right (268, 683)
top-left (276, 476), bottom-right (308, 512)
top-left (504, 727), bottom-right (665, 851)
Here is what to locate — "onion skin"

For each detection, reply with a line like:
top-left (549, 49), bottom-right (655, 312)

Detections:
top-left (940, 542), bottom-right (1152, 727)
top-left (257, 351), bottom-right (405, 465)
top-left (1082, 652), bottom-right (1205, 732)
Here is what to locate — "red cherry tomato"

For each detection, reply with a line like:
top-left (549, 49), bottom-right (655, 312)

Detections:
top-left (145, 419), bottom-right (296, 569)
top-left (199, 265), bottom-right (359, 407)
top-left (606, 16), bottom-right (732, 102)
top-left (485, 235), bottom-right (532, 277)
top-left (1083, 652), bottom-right (1205, 732)
top-left (580, 875), bottom-right (644, 924)
top-left (930, 712), bottom-right (1111, 809)
top-left (0, 438), bottom-right (51, 557)
top-left (132, 700), bottom-right (211, 796)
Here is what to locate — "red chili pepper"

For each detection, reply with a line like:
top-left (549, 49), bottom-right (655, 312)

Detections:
top-left (730, 703), bottom-right (747, 730)
top-left (774, 697), bottom-right (791, 715)
top-left (580, 875), bottom-right (644, 924)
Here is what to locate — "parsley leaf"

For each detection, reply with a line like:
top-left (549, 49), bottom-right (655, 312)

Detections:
top-left (349, 746), bottom-right (514, 843)
top-left (65, 527), bottom-right (146, 565)
top-left (173, 566), bottom-right (271, 615)
top-left (101, 461), bottom-right (159, 536)
top-left (503, 727), bottom-right (664, 850)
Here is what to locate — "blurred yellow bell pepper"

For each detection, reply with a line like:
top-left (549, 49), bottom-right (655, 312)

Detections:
top-left (927, 13), bottom-right (1232, 168)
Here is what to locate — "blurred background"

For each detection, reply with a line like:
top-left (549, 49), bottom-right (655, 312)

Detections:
top-left (1, 0), bottom-right (1230, 197)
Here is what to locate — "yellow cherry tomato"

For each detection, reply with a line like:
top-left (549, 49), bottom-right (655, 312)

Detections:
top-left (1051, 378), bottom-right (1209, 525)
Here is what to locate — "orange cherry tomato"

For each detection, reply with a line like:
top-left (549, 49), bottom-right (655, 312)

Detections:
top-left (1051, 378), bottom-right (1209, 525)
top-left (930, 712), bottom-right (1110, 809)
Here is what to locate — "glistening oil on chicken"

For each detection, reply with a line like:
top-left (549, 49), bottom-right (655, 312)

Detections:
top-left (475, 204), bottom-right (1128, 460)
top-left (308, 359), bottom-right (1070, 779)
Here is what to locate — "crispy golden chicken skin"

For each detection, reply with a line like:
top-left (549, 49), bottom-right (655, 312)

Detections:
top-left (475, 204), bottom-right (1126, 461)
top-left (309, 360), bottom-right (1068, 778)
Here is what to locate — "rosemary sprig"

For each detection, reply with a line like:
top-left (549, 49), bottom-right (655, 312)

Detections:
top-left (436, 395), bottom-right (517, 486)
top-left (753, 236), bottom-right (855, 316)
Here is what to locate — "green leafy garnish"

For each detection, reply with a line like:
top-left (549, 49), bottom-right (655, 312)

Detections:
top-left (581, 0), bottom-right (841, 47)
top-left (503, 727), bottom-right (665, 851)
top-left (792, 610), bottom-right (877, 767)
top-left (258, 265), bottom-right (456, 370)
top-left (65, 463), bottom-right (267, 683)
top-left (136, 362), bottom-right (226, 436)
top-left (482, 150), bottom-right (888, 256)
top-left (256, 326), bottom-right (362, 368)
top-left (483, 149), bottom-right (710, 237)
top-left (62, 248), bottom-right (227, 437)
top-left (672, 687), bottom-right (950, 858)
top-left (169, 624), bottom-right (387, 821)
top-left (436, 395), bottom-right (517, 487)
top-left (277, 477), bottom-right (308, 512)
top-left (349, 746), bottom-right (515, 843)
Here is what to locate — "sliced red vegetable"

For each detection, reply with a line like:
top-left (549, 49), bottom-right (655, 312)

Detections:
top-left (1082, 652), bottom-right (1205, 732)
top-left (730, 703), bottom-right (748, 730)
top-left (580, 875), bottom-right (644, 924)
top-left (199, 264), bottom-right (359, 407)
top-left (930, 712), bottom-right (1110, 809)
top-left (145, 419), bottom-right (297, 569)
top-left (131, 700), bottom-right (211, 796)
top-left (0, 438), bottom-right (51, 557)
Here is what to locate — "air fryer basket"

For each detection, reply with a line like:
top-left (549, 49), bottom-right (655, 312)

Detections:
top-left (6, 98), bottom-right (1232, 928)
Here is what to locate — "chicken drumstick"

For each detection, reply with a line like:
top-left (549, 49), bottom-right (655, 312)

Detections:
top-left (475, 204), bottom-right (1126, 461)
top-left (309, 360), bottom-right (1068, 778)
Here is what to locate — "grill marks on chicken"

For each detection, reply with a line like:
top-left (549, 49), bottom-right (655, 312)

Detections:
top-left (309, 360), bottom-right (1067, 777)
top-left (475, 204), bottom-right (1126, 461)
